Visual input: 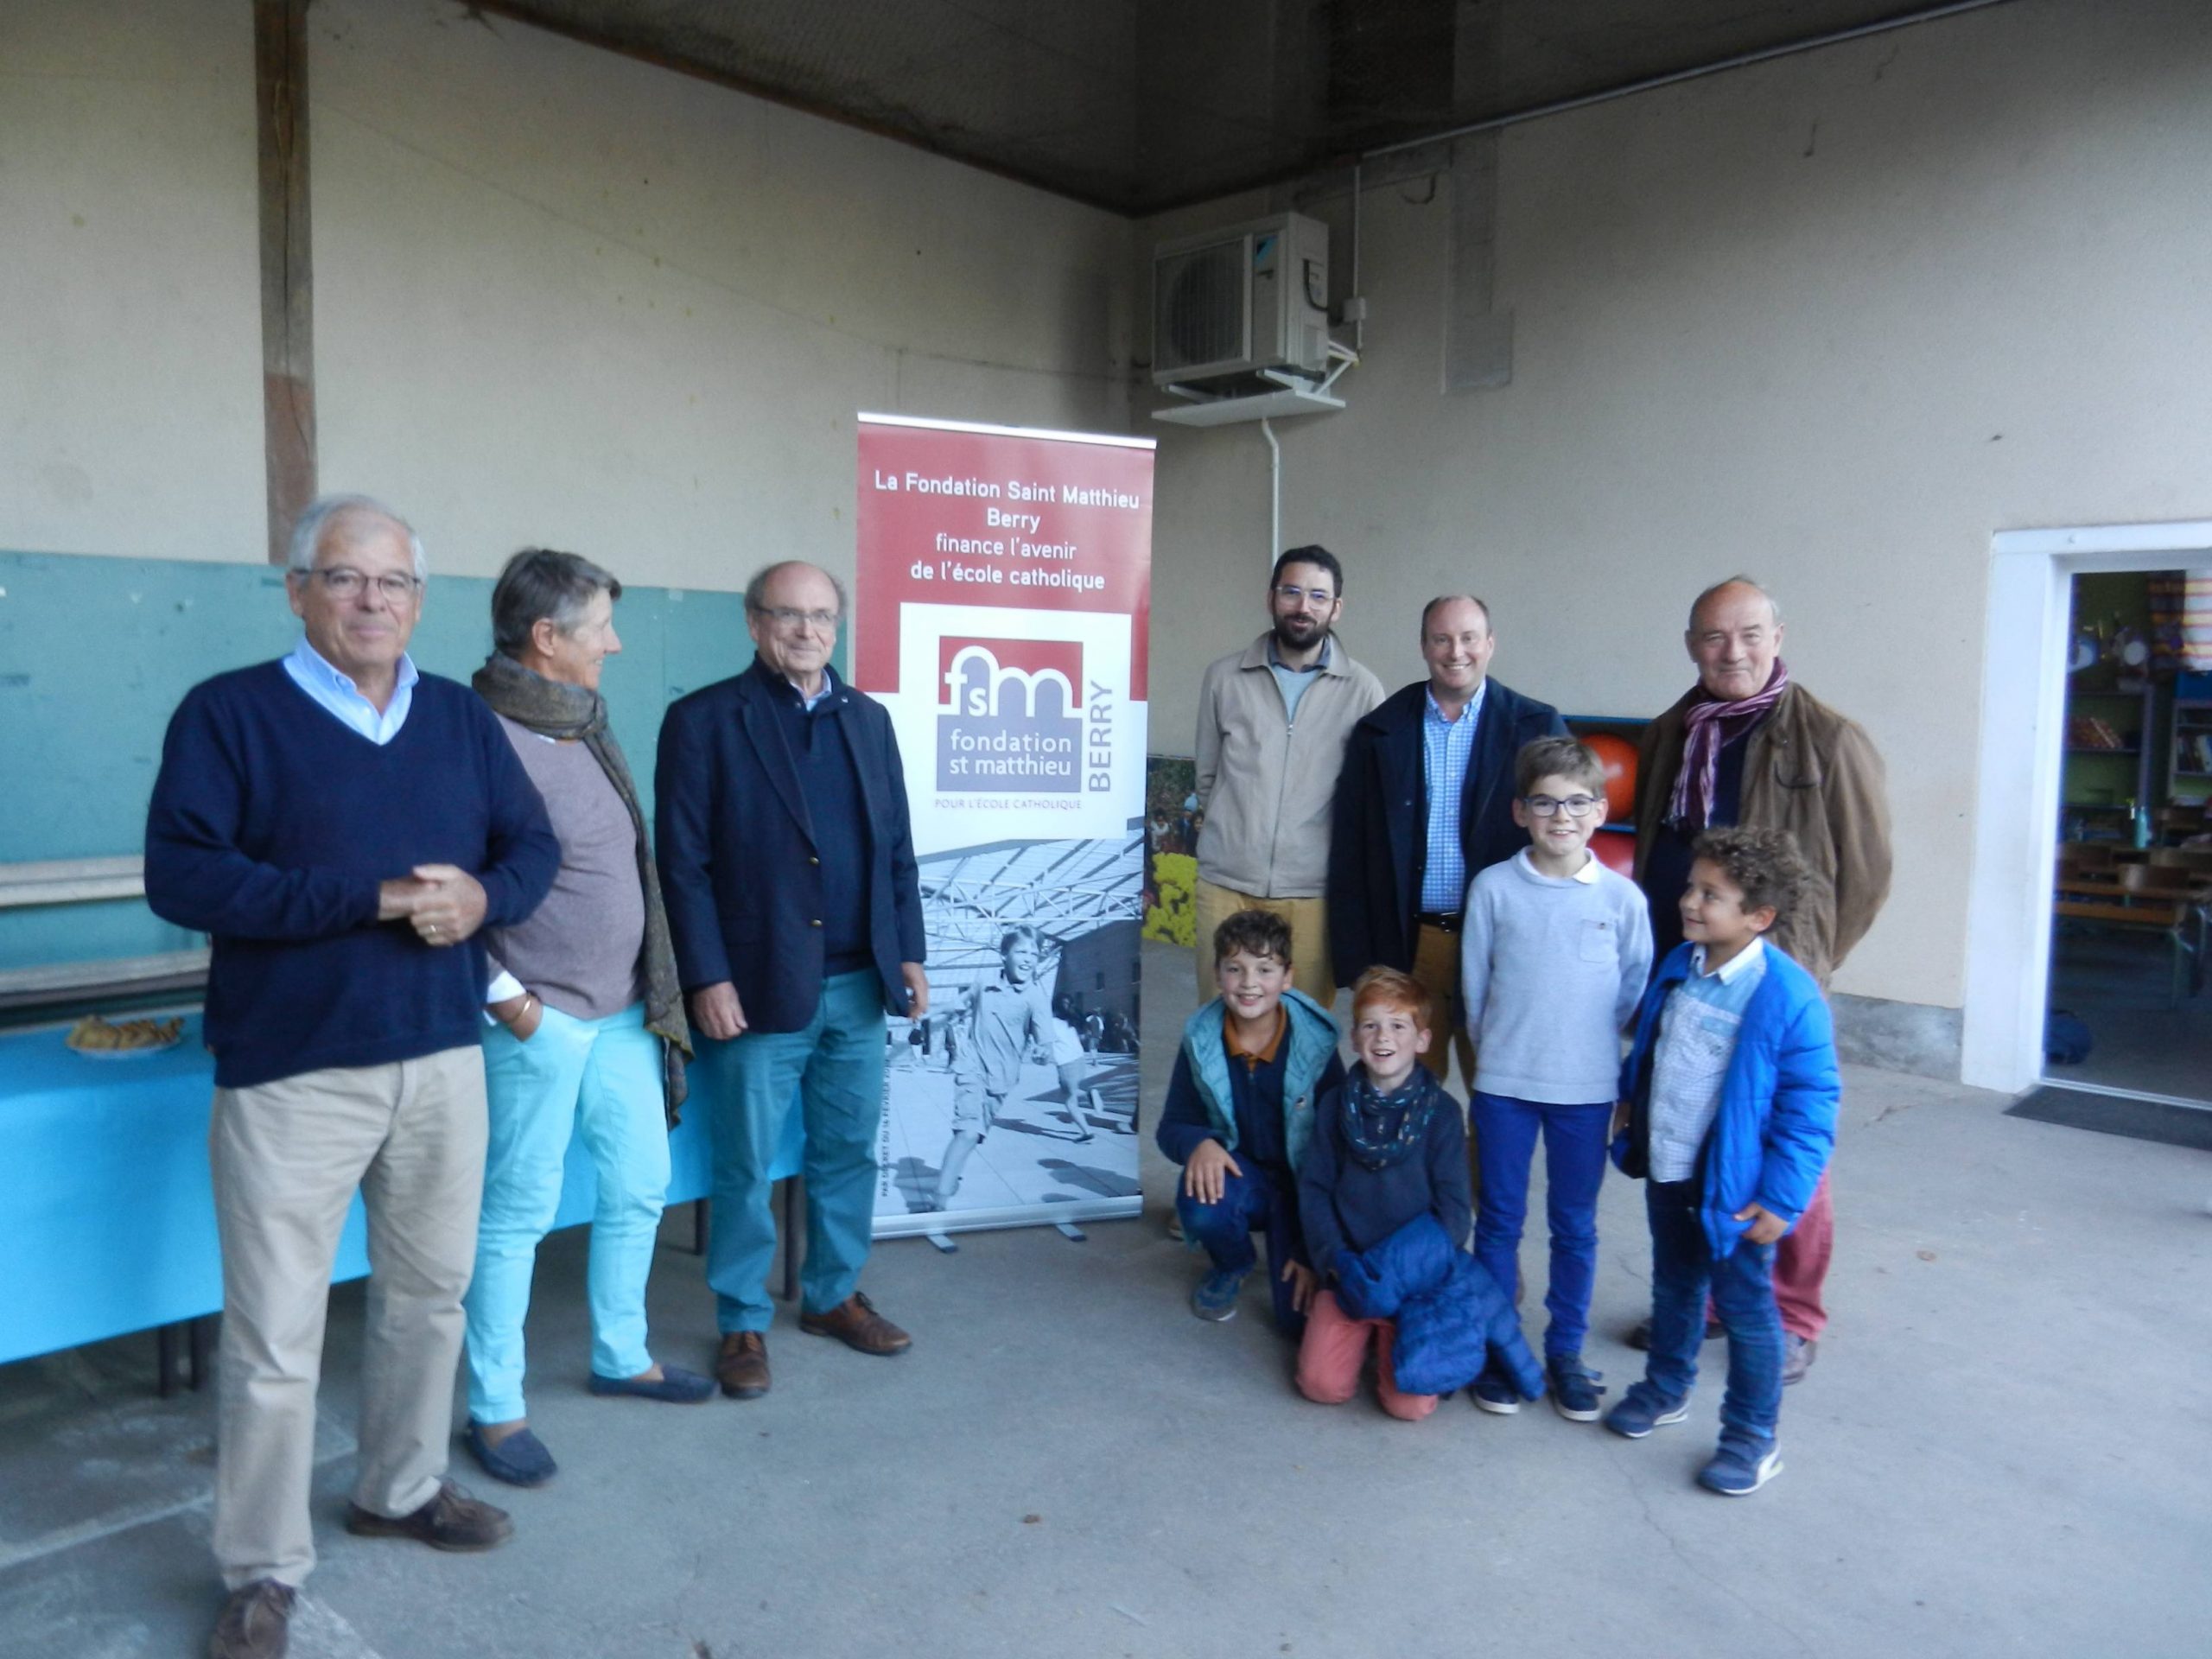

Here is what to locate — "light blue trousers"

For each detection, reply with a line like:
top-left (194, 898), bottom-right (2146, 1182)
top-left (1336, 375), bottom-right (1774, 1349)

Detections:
top-left (463, 1001), bottom-right (670, 1424)
top-left (702, 969), bottom-right (887, 1332)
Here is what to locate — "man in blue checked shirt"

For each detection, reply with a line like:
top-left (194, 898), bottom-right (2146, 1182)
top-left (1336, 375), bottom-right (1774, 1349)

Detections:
top-left (1328, 595), bottom-right (1567, 1092)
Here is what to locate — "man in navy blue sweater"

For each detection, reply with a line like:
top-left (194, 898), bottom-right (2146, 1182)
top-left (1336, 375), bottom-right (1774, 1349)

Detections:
top-left (145, 494), bottom-right (558, 1659)
top-left (657, 560), bottom-right (928, 1402)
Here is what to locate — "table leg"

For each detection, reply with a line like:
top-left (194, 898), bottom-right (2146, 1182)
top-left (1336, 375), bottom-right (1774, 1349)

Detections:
top-left (188, 1314), bottom-right (216, 1390)
top-left (690, 1197), bottom-right (709, 1257)
top-left (156, 1322), bottom-right (181, 1399)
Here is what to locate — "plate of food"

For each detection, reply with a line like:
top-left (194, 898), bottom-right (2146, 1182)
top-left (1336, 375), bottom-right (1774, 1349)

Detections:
top-left (66, 1014), bottom-right (187, 1058)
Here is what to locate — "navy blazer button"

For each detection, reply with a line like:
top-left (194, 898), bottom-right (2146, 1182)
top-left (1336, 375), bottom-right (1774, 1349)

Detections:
top-left (810, 855), bottom-right (820, 865)
top-left (810, 918), bottom-right (823, 927)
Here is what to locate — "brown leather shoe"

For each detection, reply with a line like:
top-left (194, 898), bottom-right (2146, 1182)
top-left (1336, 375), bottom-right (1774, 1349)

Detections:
top-left (209, 1579), bottom-right (294, 1659)
top-left (799, 1291), bottom-right (912, 1356)
top-left (345, 1480), bottom-right (512, 1552)
top-left (716, 1330), bottom-right (771, 1398)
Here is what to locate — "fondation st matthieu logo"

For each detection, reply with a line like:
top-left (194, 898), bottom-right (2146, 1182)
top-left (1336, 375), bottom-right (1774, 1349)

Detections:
top-left (935, 637), bottom-right (1086, 793)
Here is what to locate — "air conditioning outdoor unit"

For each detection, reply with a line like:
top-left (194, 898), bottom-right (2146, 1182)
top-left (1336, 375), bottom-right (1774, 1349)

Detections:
top-left (1152, 211), bottom-right (1331, 390)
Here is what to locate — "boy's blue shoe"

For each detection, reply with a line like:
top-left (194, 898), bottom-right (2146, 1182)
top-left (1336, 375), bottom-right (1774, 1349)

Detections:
top-left (1468, 1364), bottom-right (1522, 1414)
top-left (588, 1365), bottom-right (716, 1404)
top-left (464, 1421), bottom-right (556, 1487)
top-left (1698, 1435), bottom-right (1783, 1496)
top-left (1603, 1382), bottom-right (1690, 1440)
top-left (1190, 1268), bottom-right (1247, 1321)
top-left (1546, 1354), bottom-right (1606, 1422)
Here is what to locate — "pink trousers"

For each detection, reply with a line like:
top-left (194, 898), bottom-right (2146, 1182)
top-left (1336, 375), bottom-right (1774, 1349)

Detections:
top-left (1295, 1291), bottom-right (1438, 1421)
top-left (1773, 1171), bottom-right (1834, 1340)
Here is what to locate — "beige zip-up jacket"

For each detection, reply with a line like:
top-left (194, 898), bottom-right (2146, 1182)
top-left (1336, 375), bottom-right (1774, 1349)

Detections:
top-left (1193, 633), bottom-right (1385, 899)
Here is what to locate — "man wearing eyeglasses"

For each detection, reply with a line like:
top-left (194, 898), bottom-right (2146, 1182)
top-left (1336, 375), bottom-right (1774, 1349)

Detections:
top-left (655, 560), bottom-right (927, 1402)
top-left (1191, 545), bottom-right (1385, 1011)
top-left (1328, 594), bottom-right (1567, 1088)
top-left (147, 493), bottom-right (560, 1659)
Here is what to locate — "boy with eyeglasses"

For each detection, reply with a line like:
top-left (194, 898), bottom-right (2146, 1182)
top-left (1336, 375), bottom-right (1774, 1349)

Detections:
top-left (1457, 737), bottom-right (1652, 1419)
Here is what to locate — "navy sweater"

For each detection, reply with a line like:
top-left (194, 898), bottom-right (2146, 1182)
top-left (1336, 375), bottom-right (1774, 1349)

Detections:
top-left (145, 661), bottom-right (560, 1088)
top-left (1298, 1070), bottom-right (1473, 1273)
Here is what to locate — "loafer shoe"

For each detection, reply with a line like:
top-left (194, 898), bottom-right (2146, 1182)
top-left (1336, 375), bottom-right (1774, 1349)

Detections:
top-left (1782, 1333), bottom-right (1817, 1386)
top-left (1698, 1436), bottom-right (1783, 1496)
top-left (1547, 1354), bottom-right (1607, 1422)
top-left (1189, 1268), bottom-right (1246, 1322)
top-left (209, 1578), bottom-right (295, 1659)
top-left (589, 1365), bottom-right (716, 1404)
top-left (464, 1422), bottom-right (556, 1487)
top-left (1604, 1382), bottom-right (1691, 1440)
top-left (800, 1292), bottom-right (912, 1356)
top-left (345, 1480), bottom-right (513, 1552)
top-left (716, 1332), bottom-right (771, 1399)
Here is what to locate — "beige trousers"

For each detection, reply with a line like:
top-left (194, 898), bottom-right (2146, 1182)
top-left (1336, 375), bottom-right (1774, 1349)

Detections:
top-left (1409, 923), bottom-right (1481, 1207)
top-left (1192, 877), bottom-right (1337, 1013)
top-left (208, 1046), bottom-right (487, 1590)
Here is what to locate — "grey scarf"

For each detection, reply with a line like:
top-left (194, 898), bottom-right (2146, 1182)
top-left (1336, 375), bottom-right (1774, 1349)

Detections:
top-left (472, 652), bottom-right (691, 1123)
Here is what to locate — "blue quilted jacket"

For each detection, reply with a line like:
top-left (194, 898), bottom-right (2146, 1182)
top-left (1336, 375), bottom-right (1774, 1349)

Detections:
top-left (1332, 1213), bottom-right (1543, 1400)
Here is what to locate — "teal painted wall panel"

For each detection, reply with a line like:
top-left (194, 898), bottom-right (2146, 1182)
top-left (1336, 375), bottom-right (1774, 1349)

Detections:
top-left (0, 552), bottom-right (798, 975)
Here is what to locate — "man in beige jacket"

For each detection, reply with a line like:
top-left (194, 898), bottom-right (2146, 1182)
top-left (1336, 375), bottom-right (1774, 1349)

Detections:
top-left (1192, 545), bottom-right (1386, 1009)
top-left (1631, 575), bottom-right (1892, 1386)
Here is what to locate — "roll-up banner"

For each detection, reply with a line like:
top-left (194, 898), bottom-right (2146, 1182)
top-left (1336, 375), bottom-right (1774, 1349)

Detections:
top-left (854, 413), bottom-right (1155, 1237)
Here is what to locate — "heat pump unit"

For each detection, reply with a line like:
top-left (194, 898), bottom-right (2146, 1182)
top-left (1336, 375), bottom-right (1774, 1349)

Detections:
top-left (1152, 211), bottom-right (1330, 389)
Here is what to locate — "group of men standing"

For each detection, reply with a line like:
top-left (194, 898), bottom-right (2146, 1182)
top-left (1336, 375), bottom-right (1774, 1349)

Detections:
top-left (149, 495), bottom-right (923, 1659)
top-left (1189, 545), bottom-right (1892, 1379)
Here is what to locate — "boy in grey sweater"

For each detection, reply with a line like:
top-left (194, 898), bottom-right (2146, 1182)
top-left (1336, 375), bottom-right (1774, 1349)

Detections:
top-left (1459, 737), bottom-right (1653, 1421)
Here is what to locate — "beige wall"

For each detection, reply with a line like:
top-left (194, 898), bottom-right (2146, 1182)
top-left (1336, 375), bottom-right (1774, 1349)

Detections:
top-left (0, 0), bottom-right (263, 560)
top-left (1142, 0), bottom-right (2212, 1012)
top-left (310, 0), bottom-right (1135, 591)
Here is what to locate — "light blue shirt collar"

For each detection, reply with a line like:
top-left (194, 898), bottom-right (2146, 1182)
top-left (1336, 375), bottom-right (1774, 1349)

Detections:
top-left (1689, 937), bottom-right (1767, 982)
top-left (1423, 677), bottom-right (1487, 728)
top-left (283, 635), bottom-right (419, 746)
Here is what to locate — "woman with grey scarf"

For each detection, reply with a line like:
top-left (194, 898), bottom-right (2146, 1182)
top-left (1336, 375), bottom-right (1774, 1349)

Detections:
top-left (460, 549), bottom-right (706, 1491)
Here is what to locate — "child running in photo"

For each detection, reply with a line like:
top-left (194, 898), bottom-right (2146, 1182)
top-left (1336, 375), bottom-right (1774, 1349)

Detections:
top-left (926, 926), bottom-right (1058, 1210)
top-left (1155, 909), bottom-right (1343, 1333)
top-left (1605, 826), bottom-right (1839, 1496)
top-left (1459, 737), bottom-right (1653, 1421)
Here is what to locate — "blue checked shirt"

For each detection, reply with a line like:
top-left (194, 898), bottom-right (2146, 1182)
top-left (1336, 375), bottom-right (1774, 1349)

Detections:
top-left (1418, 681), bottom-right (1488, 912)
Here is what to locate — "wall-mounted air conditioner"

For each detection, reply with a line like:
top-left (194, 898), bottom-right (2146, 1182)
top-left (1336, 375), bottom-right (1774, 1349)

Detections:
top-left (1151, 211), bottom-right (1330, 389)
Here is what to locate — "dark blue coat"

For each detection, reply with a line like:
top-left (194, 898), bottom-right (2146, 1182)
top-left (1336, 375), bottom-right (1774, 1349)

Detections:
top-left (654, 662), bottom-right (925, 1033)
top-left (1327, 677), bottom-right (1567, 988)
top-left (1332, 1212), bottom-right (1543, 1400)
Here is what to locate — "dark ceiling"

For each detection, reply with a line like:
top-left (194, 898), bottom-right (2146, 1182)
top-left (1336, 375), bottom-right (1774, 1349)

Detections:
top-left (474, 1), bottom-right (2005, 215)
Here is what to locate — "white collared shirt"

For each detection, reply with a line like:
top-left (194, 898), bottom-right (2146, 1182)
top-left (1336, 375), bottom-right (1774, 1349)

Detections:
top-left (283, 635), bottom-right (419, 746)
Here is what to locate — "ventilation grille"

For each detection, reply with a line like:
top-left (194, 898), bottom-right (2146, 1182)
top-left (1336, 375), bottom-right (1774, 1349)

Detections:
top-left (1153, 238), bottom-right (1249, 378)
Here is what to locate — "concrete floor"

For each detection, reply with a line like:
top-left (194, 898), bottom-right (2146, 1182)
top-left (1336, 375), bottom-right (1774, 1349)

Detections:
top-left (3, 938), bottom-right (2209, 1658)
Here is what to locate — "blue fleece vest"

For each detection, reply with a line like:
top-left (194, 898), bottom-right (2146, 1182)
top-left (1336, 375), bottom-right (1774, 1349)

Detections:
top-left (1178, 987), bottom-right (1338, 1173)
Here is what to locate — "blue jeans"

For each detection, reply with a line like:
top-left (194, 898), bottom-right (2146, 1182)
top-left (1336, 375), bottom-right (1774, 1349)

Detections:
top-left (465, 1002), bottom-right (671, 1423)
top-left (1643, 1177), bottom-right (1783, 1444)
top-left (1469, 1091), bottom-right (1612, 1359)
top-left (701, 969), bottom-right (886, 1332)
top-left (1175, 1160), bottom-right (1306, 1336)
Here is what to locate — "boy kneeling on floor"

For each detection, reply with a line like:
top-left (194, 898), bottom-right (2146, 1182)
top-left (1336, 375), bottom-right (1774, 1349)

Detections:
top-left (1156, 909), bottom-right (1343, 1333)
top-left (1297, 968), bottom-right (1541, 1420)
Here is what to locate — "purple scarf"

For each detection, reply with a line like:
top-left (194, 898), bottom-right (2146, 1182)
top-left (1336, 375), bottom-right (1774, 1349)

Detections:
top-left (1667, 659), bottom-right (1789, 830)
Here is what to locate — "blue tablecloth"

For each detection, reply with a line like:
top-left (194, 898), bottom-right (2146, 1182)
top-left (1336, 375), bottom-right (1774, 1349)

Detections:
top-left (0, 1018), bottom-right (789, 1367)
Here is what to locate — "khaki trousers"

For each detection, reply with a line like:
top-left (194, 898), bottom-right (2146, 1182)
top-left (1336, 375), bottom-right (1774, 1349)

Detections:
top-left (208, 1046), bottom-right (487, 1590)
top-left (1409, 922), bottom-right (1480, 1207)
top-left (1192, 877), bottom-right (1337, 1013)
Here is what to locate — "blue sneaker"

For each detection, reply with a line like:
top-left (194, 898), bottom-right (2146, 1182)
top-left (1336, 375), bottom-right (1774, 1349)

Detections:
top-left (1190, 1268), bottom-right (1247, 1321)
top-left (1698, 1436), bottom-right (1783, 1496)
top-left (1603, 1382), bottom-right (1690, 1440)
top-left (1547, 1354), bottom-right (1606, 1422)
top-left (1469, 1364), bottom-right (1522, 1414)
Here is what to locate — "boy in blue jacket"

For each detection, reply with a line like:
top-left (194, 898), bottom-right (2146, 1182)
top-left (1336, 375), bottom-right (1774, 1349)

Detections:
top-left (1605, 827), bottom-right (1839, 1496)
top-left (1156, 909), bottom-right (1344, 1334)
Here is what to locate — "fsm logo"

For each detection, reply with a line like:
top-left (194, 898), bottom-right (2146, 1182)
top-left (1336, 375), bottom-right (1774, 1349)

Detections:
top-left (936, 638), bottom-right (1084, 792)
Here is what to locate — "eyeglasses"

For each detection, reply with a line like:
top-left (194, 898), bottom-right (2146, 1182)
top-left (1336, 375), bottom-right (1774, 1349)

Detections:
top-left (308, 568), bottom-right (421, 601)
top-left (1272, 584), bottom-right (1338, 608)
top-left (1523, 794), bottom-right (1603, 818)
top-left (751, 605), bottom-right (841, 632)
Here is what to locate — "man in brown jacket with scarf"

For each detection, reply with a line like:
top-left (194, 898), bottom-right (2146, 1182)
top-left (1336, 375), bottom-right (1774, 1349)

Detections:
top-left (1631, 576), bottom-right (1891, 1385)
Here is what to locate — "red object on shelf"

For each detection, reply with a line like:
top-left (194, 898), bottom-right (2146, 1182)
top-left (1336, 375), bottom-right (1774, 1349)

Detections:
top-left (1591, 829), bottom-right (1635, 877)
top-left (1583, 732), bottom-right (1639, 823)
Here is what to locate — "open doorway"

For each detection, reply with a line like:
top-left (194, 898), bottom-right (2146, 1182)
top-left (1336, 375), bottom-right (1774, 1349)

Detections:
top-left (2043, 569), bottom-right (2212, 1109)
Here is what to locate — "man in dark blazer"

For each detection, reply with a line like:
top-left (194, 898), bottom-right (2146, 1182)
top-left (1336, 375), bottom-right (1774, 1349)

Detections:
top-left (1328, 594), bottom-right (1566, 1086)
top-left (656, 561), bottom-right (928, 1400)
